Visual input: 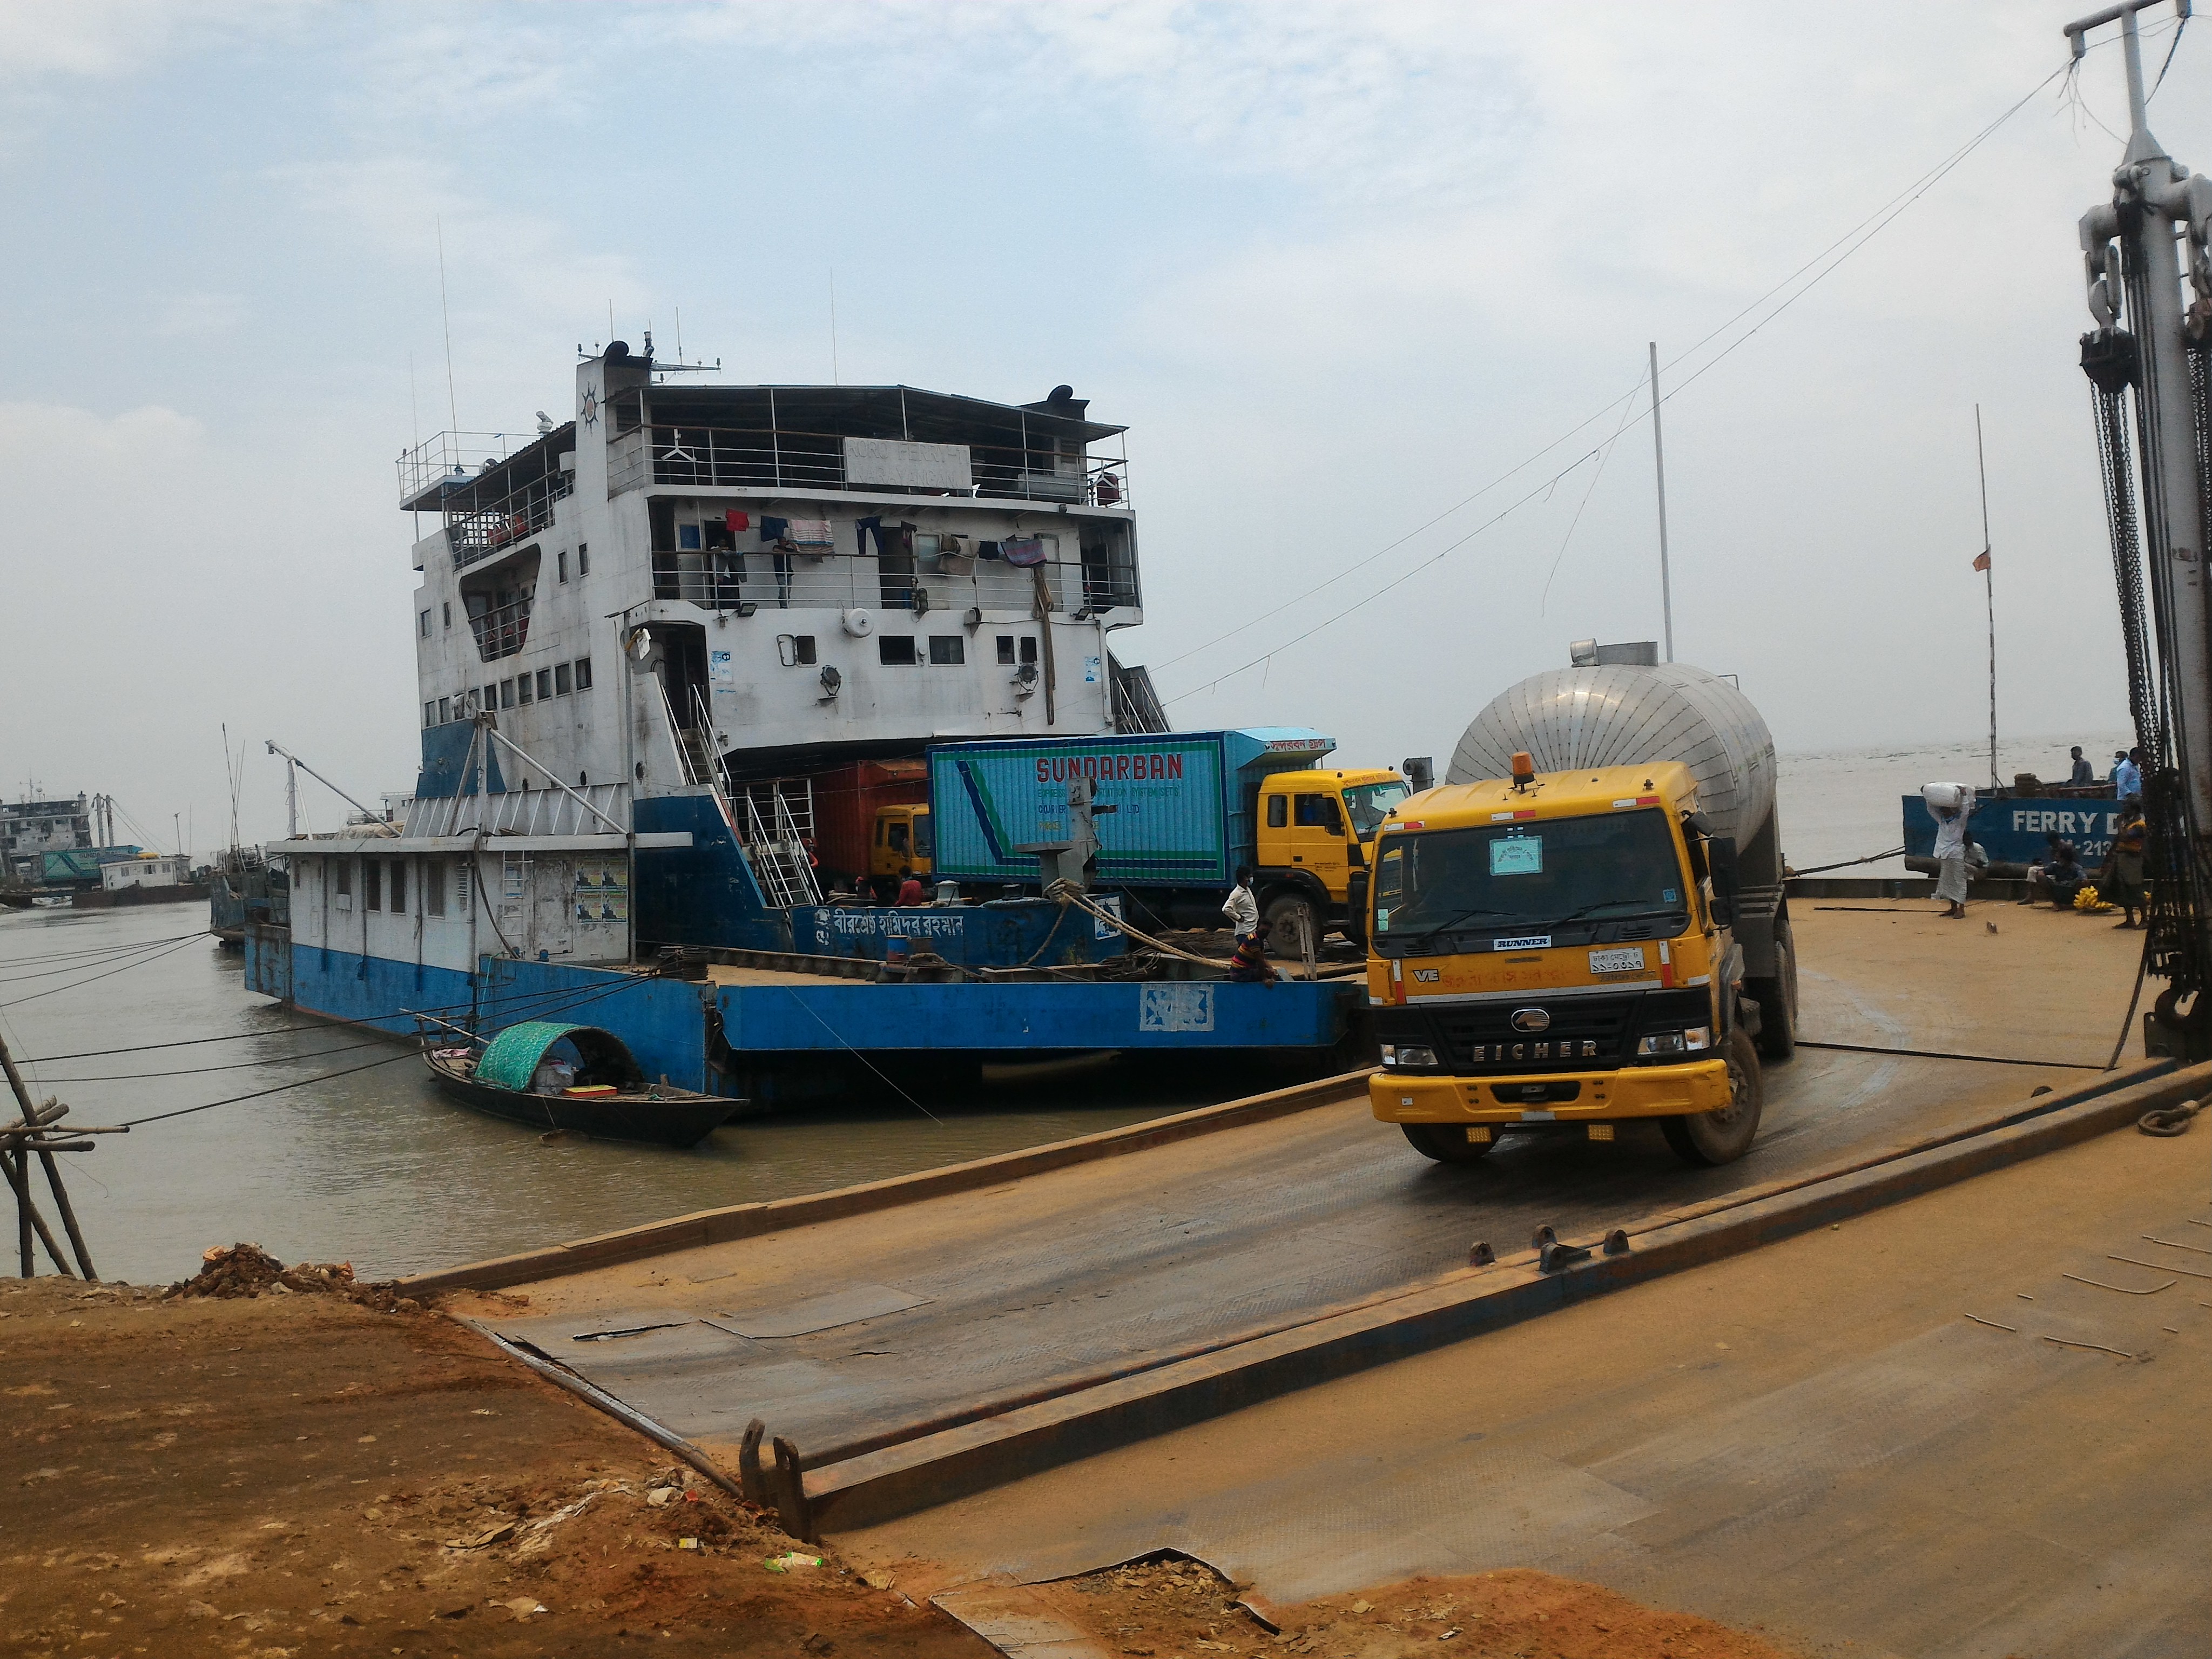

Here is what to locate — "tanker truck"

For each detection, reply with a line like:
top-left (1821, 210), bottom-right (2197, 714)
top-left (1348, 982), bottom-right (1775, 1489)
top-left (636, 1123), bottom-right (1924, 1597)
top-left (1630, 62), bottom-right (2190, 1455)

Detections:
top-left (1365, 655), bottom-right (1796, 1168)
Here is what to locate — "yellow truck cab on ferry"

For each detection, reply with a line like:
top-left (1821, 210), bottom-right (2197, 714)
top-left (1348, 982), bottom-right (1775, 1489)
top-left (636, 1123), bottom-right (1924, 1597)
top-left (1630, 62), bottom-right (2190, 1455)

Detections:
top-left (1366, 753), bottom-right (1771, 1167)
top-left (1251, 767), bottom-right (1410, 947)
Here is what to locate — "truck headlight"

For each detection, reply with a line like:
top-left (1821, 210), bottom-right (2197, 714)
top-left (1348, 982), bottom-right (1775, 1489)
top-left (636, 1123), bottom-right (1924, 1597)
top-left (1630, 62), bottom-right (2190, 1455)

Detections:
top-left (1636, 1027), bottom-right (1711, 1057)
top-left (1382, 1043), bottom-right (1438, 1069)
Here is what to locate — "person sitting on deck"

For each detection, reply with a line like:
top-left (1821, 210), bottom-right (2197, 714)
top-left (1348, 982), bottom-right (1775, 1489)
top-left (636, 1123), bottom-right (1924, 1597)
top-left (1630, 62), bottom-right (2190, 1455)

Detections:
top-left (2024, 834), bottom-right (2086, 909)
top-left (894, 865), bottom-right (926, 906)
top-left (1225, 920), bottom-right (1276, 985)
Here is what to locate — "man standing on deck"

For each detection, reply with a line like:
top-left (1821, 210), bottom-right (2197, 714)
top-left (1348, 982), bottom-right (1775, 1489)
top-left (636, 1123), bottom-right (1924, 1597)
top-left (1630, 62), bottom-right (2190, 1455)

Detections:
top-left (2115, 747), bottom-right (2144, 800)
top-left (1222, 865), bottom-right (1259, 943)
top-left (2102, 796), bottom-right (2147, 929)
top-left (2069, 746), bottom-right (2095, 785)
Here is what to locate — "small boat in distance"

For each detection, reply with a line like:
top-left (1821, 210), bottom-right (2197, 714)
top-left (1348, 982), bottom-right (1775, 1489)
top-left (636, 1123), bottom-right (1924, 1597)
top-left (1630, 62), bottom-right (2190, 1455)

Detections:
top-left (424, 1020), bottom-right (742, 1148)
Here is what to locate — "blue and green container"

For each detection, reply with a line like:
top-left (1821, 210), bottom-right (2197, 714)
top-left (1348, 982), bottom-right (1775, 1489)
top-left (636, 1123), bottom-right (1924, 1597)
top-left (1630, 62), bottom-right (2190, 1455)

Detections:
top-left (929, 728), bottom-right (1334, 889)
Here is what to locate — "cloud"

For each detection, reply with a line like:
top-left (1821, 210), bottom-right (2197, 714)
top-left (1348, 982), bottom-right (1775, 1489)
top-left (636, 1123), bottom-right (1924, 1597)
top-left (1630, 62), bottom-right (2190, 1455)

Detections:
top-left (152, 291), bottom-right (248, 338)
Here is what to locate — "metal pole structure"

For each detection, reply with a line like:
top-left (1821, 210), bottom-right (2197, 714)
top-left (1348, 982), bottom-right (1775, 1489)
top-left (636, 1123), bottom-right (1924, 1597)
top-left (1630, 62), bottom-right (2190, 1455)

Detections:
top-left (2070, 0), bottom-right (2212, 1052)
top-left (265, 741), bottom-right (391, 832)
top-left (1649, 341), bottom-right (1676, 663)
top-left (285, 758), bottom-right (299, 839)
top-left (2074, 4), bottom-right (2212, 827)
top-left (1975, 405), bottom-right (1998, 790)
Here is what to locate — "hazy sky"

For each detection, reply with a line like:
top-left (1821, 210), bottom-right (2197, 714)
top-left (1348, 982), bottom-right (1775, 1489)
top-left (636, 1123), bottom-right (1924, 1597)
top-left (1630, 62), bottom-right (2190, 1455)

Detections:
top-left (1, 1), bottom-right (2201, 848)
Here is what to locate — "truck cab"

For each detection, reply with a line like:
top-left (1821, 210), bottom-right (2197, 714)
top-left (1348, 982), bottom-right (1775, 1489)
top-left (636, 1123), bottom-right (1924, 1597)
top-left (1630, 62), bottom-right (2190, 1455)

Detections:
top-left (1253, 768), bottom-right (1409, 950)
top-left (1365, 758), bottom-right (1773, 1167)
top-left (870, 804), bottom-right (933, 894)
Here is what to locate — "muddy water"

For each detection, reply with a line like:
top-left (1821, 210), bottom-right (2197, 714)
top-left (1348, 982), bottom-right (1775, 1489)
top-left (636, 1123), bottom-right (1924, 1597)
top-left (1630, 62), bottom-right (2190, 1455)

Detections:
top-left (0, 906), bottom-right (1247, 1285)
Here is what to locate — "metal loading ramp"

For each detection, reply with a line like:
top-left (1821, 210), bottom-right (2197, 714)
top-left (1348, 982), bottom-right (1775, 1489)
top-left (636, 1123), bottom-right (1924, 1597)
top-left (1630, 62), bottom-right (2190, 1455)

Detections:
top-left (454, 908), bottom-right (2173, 1534)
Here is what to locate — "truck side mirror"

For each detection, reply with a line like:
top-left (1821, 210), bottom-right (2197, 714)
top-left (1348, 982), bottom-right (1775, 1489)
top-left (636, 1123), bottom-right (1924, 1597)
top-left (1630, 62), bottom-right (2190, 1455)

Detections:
top-left (1707, 835), bottom-right (1739, 926)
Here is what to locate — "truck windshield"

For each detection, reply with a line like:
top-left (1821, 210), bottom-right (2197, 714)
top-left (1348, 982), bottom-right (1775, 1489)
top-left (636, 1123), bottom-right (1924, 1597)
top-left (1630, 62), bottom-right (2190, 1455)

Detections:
top-left (1372, 810), bottom-right (1687, 944)
top-left (1343, 781), bottom-right (1412, 835)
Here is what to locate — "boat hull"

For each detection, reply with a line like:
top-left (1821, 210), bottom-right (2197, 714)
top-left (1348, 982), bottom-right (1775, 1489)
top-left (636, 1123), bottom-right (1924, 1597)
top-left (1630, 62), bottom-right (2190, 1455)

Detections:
top-left (426, 1053), bottom-right (733, 1148)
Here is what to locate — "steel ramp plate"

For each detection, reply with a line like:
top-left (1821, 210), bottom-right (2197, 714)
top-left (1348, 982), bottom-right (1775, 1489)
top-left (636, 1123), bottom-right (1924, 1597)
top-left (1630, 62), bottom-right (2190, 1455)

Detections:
top-left (711, 1282), bottom-right (931, 1338)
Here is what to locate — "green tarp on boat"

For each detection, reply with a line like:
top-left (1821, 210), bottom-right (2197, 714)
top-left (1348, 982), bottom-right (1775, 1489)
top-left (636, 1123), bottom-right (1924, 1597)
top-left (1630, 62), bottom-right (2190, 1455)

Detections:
top-left (473, 1022), bottom-right (644, 1093)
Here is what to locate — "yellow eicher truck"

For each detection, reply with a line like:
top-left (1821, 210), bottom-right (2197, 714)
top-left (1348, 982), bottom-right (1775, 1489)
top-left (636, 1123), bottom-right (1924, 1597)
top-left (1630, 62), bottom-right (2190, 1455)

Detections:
top-left (1367, 658), bottom-right (1797, 1168)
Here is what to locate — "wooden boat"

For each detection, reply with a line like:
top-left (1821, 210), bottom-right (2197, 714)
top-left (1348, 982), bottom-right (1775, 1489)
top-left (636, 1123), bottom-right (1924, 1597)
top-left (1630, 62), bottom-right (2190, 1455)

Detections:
top-left (424, 1020), bottom-right (740, 1148)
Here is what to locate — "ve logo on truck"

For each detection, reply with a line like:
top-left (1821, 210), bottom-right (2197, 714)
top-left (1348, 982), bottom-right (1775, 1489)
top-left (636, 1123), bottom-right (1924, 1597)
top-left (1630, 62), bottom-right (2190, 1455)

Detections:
top-left (1510, 1008), bottom-right (1552, 1033)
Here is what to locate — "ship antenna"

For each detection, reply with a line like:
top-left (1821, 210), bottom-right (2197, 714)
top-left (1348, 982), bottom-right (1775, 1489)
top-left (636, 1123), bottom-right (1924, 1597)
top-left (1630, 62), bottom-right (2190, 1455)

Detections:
top-left (436, 215), bottom-right (460, 433)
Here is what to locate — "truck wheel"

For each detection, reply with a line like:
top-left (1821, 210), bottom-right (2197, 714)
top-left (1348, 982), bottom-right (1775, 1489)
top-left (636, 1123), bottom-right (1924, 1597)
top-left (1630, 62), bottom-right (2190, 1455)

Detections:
top-left (1661, 1027), bottom-right (1763, 1166)
top-left (1401, 1122), bottom-right (1498, 1164)
top-left (1263, 893), bottom-right (1319, 959)
top-left (1748, 919), bottom-right (1798, 1062)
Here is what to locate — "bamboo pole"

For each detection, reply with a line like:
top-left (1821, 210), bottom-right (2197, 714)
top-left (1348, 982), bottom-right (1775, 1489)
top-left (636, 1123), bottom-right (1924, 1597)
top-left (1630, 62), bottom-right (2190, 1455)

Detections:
top-left (0, 1034), bottom-right (95, 1278)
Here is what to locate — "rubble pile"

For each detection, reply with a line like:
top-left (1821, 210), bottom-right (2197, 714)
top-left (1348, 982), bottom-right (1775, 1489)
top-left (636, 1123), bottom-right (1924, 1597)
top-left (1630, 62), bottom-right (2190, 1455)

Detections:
top-left (165, 1242), bottom-right (422, 1312)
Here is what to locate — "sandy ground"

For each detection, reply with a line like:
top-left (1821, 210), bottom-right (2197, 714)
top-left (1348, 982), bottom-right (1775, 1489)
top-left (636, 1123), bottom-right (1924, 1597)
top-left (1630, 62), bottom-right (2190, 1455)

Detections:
top-left (0, 1273), bottom-right (1800, 1659)
top-left (0, 1277), bottom-right (976, 1658)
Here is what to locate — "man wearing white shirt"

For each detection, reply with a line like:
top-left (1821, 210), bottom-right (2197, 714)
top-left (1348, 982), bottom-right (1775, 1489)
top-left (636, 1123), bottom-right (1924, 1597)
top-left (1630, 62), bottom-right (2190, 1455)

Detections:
top-left (1222, 866), bottom-right (1259, 941)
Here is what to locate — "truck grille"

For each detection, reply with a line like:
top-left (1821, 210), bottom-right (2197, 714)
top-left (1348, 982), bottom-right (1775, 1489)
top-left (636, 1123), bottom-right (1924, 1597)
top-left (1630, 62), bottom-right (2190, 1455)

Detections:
top-left (1433, 1002), bottom-right (1631, 1072)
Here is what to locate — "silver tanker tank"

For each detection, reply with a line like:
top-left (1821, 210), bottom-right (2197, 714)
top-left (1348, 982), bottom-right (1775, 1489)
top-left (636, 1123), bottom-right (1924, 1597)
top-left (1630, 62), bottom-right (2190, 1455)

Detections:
top-left (1447, 661), bottom-right (1775, 847)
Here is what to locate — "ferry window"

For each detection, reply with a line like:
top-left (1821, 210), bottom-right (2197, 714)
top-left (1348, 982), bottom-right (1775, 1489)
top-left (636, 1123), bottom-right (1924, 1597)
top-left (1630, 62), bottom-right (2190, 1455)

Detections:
top-left (536, 669), bottom-right (554, 700)
top-left (423, 701), bottom-right (436, 729)
top-left (577, 543), bottom-right (589, 576)
top-left (426, 858), bottom-right (446, 917)
top-left (678, 523), bottom-right (702, 552)
top-left (517, 674), bottom-right (533, 705)
top-left (1266, 794), bottom-right (1287, 830)
top-left (438, 697), bottom-right (452, 724)
top-left (388, 859), bottom-right (407, 914)
top-left (574, 657), bottom-right (593, 692)
top-left (364, 859), bottom-right (381, 912)
top-left (557, 550), bottom-right (569, 583)
top-left (419, 609), bottom-right (431, 638)
top-left (335, 859), bottom-right (351, 898)
top-left (457, 860), bottom-right (471, 908)
top-left (555, 663), bottom-right (572, 695)
top-left (499, 679), bottom-right (514, 709)
top-left (879, 636), bottom-right (918, 666)
top-left (928, 636), bottom-right (965, 665)
top-left (1020, 637), bottom-right (1038, 665)
top-left (442, 601), bottom-right (451, 630)
top-left (996, 636), bottom-right (1015, 665)
top-left (781, 635), bottom-right (816, 666)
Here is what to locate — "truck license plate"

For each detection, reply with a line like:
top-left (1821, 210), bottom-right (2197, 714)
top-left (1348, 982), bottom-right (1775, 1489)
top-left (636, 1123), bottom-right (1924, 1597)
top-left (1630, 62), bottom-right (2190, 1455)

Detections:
top-left (1588, 946), bottom-right (1646, 975)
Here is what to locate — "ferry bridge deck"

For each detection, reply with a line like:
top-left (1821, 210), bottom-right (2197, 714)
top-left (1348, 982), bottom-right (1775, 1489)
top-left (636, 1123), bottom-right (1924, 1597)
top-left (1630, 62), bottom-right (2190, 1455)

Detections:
top-left (451, 903), bottom-right (2146, 1502)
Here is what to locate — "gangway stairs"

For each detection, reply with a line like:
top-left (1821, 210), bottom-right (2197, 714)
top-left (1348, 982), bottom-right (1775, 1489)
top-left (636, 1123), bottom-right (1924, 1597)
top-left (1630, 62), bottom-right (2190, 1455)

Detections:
top-left (660, 682), bottom-right (821, 909)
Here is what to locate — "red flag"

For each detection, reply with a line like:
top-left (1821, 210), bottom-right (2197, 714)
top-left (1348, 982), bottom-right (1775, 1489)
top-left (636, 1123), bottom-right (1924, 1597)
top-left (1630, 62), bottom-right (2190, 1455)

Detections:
top-left (1972, 549), bottom-right (1991, 572)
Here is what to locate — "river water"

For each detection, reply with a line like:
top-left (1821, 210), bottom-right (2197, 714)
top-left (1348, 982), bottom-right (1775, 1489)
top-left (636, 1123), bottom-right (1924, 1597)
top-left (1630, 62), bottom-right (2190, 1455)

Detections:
top-left (0, 730), bottom-right (2136, 1285)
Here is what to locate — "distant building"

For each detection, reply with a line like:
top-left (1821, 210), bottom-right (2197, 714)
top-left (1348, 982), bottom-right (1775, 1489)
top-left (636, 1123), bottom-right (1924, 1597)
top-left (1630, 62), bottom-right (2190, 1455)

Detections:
top-left (100, 854), bottom-right (192, 893)
top-left (1, 794), bottom-right (92, 883)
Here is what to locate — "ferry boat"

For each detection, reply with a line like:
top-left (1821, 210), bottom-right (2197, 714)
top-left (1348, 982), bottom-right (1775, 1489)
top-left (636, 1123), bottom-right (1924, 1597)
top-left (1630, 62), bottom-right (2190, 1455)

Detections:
top-left (246, 340), bottom-right (1357, 1102)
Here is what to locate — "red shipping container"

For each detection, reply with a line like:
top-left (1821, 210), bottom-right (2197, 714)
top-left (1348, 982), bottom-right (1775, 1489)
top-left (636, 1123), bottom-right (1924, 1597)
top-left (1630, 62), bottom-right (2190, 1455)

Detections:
top-left (807, 758), bottom-right (927, 887)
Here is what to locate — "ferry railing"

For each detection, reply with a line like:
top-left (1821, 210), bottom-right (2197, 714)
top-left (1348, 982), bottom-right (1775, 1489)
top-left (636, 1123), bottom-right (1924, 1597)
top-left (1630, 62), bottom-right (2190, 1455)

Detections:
top-left (611, 423), bottom-right (1130, 510)
top-left (446, 472), bottom-right (574, 569)
top-left (399, 431), bottom-right (523, 505)
top-left (644, 550), bottom-right (1129, 616)
top-left (467, 595), bottom-right (532, 663)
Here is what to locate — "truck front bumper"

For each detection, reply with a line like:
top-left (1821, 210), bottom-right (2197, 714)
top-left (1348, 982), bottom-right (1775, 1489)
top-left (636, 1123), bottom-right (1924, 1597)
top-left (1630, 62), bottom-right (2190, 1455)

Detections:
top-left (1370, 1058), bottom-right (1731, 1124)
